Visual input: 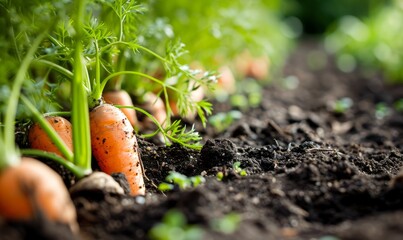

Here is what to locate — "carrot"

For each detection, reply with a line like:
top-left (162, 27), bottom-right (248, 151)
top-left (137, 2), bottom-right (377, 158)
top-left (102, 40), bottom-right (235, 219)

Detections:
top-left (137, 92), bottom-right (167, 129)
top-left (217, 66), bottom-right (236, 94)
top-left (90, 103), bottom-right (145, 196)
top-left (235, 50), bottom-right (270, 81)
top-left (246, 56), bottom-right (270, 81)
top-left (169, 82), bottom-right (205, 121)
top-left (28, 116), bottom-right (73, 158)
top-left (0, 157), bottom-right (78, 232)
top-left (103, 90), bottom-right (138, 127)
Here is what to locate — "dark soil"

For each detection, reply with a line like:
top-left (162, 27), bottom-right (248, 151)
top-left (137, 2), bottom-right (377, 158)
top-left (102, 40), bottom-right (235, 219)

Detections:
top-left (2, 39), bottom-right (403, 240)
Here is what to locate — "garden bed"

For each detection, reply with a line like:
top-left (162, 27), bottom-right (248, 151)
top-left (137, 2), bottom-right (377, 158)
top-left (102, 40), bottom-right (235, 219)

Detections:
top-left (2, 39), bottom-right (403, 240)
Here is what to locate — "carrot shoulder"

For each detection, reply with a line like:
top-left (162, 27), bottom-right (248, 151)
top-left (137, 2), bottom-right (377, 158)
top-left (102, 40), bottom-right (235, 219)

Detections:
top-left (103, 90), bottom-right (138, 126)
top-left (0, 157), bottom-right (77, 231)
top-left (90, 103), bottom-right (145, 196)
top-left (28, 116), bottom-right (73, 157)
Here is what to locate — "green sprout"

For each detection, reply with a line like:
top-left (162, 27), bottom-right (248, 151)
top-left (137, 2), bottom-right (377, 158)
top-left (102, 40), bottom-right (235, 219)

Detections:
top-left (375, 102), bottom-right (390, 119)
top-left (216, 171), bottom-right (224, 181)
top-left (208, 110), bottom-right (242, 133)
top-left (209, 212), bottom-right (241, 234)
top-left (158, 171), bottom-right (205, 192)
top-left (333, 97), bottom-right (353, 114)
top-left (230, 80), bottom-right (263, 110)
top-left (233, 161), bottom-right (247, 176)
top-left (149, 209), bottom-right (203, 240)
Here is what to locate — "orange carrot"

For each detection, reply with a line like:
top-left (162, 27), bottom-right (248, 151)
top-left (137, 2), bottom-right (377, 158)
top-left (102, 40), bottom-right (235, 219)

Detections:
top-left (169, 82), bottom-right (205, 121)
top-left (102, 90), bottom-right (138, 126)
top-left (217, 66), bottom-right (236, 94)
top-left (246, 56), bottom-right (270, 81)
top-left (90, 103), bottom-right (145, 196)
top-left (137, 92), bottom-right (167, 129)
top-left (235, 50), bottom-right (270, 81)
top-left (28, 116), bottom-right (73, 157)
top-left (0, 157), bottom-right (78, 231)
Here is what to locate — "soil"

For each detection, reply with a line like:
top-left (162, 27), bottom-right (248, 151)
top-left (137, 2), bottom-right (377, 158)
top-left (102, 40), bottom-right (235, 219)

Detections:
top-left (1, 38), bottom-right (403, 240)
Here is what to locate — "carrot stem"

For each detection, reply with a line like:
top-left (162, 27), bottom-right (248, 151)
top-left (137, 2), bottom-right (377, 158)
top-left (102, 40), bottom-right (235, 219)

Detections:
top-left (32, 59), bottom-right (74, 79)
top-left (20, 95), bottom-right (74, 162)
top-left (100, 42), bottom-right (167, 64)
top-left (101, 71), bottom-right (172, 93)
top-left (116, 105), bottom-right (202, 150)
top-left (71, 0), bottom-right (92, 172)
top-left (1, 32), bottom-right (47, 170)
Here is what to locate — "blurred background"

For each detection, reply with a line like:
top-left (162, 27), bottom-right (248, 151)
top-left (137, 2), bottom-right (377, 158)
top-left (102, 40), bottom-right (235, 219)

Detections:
top-left (136, 0), bottom-right (402, 86)
top-left (135, 0), bottom-right (402, 107)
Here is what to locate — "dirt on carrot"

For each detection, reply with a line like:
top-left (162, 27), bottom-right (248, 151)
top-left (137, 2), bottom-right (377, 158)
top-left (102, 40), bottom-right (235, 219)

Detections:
top-left (89, 103), bottom-right (145, 196)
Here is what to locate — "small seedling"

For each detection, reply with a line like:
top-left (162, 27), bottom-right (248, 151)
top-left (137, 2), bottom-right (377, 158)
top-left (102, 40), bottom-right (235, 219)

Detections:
top-left (229, 80), bottom-right (263, 110)
top-left (216, 171), bottom-right (224, 181)
top-left (375, 102), bottom-right (390, 119)
top-left (233, 162), bottom-right (247, 176)
top-left (158, 171), bottom-right (205, 192)
top-left (209, 212), bottom-right (241, 234)
top-left (149, 209), bottom-right (203, 240)
top-left (208, 110), bottom-right (242, 133)
top-left (333, 97), bottom-right (353, 114)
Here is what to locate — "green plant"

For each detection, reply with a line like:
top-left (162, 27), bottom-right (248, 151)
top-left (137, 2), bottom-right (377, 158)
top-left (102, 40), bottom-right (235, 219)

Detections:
top-left (333, 97), bottom-right (353, 114)
top-left (158, 171), bottom-right (205, 192)
top-left (1, 0), bottom-right (218, 199)
top-left (0, 21), bottom-right (77, 231)
top-left (216, 171), bottom-right (224, 181)
top-left (325, 1), bottom-right (403, 83)
top-left (0, 0), bottom-right (89, 176)
top-left (208, 110), bottom-right (242, 133)
top-left (229, 80), bottom-right (263, 111)
top-left (138, 0), bottom-right (294, 83)
top-left (375, 102), bottom-right (390, 119)
top-left (233, 161), bottom-right (247, 176)
top-left (149, 209), bottom-right (203, 240)
top-left (209, 212), bottom-right (241, 234)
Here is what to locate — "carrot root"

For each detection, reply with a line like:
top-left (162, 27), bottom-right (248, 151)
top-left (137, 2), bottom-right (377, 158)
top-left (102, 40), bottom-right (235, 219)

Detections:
top-left (28, 116), bottom-right (73, 158)
top-left (90, 104), bottom-right (145, 196)
top-left (0, 157), bottom-right (78, 232)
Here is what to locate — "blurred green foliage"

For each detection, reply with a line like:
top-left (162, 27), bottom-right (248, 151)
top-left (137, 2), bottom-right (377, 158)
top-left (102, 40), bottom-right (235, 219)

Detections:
top-left (325, 0), bottom-right (403, 83)
top-left (149, 209), bottom-right (203, 240)
top-left (137, 0), bottom-right (295, 79)
top-left (281, 0), bottom-right (389, 34)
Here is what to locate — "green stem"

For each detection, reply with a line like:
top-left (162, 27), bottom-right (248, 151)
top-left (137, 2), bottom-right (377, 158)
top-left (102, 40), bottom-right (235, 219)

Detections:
top-left (21, 149), bottom-right (89, 179)
top-left (33, 59), bottom-right (74, 79)
top-left (90, 40), bottom-right (102, 103)
top-left (100, 42), bottom-right (167, 63)
top-left (20, 95), bottom-right (74, 162)
top-left (71, 0), bottom-right (92, 171)
top-left (2, 32), bottom-right (47, 168)
top-left (101, 71), bottom-right (177, 94)
top-left (117, 105), bottom-right (201, 150)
